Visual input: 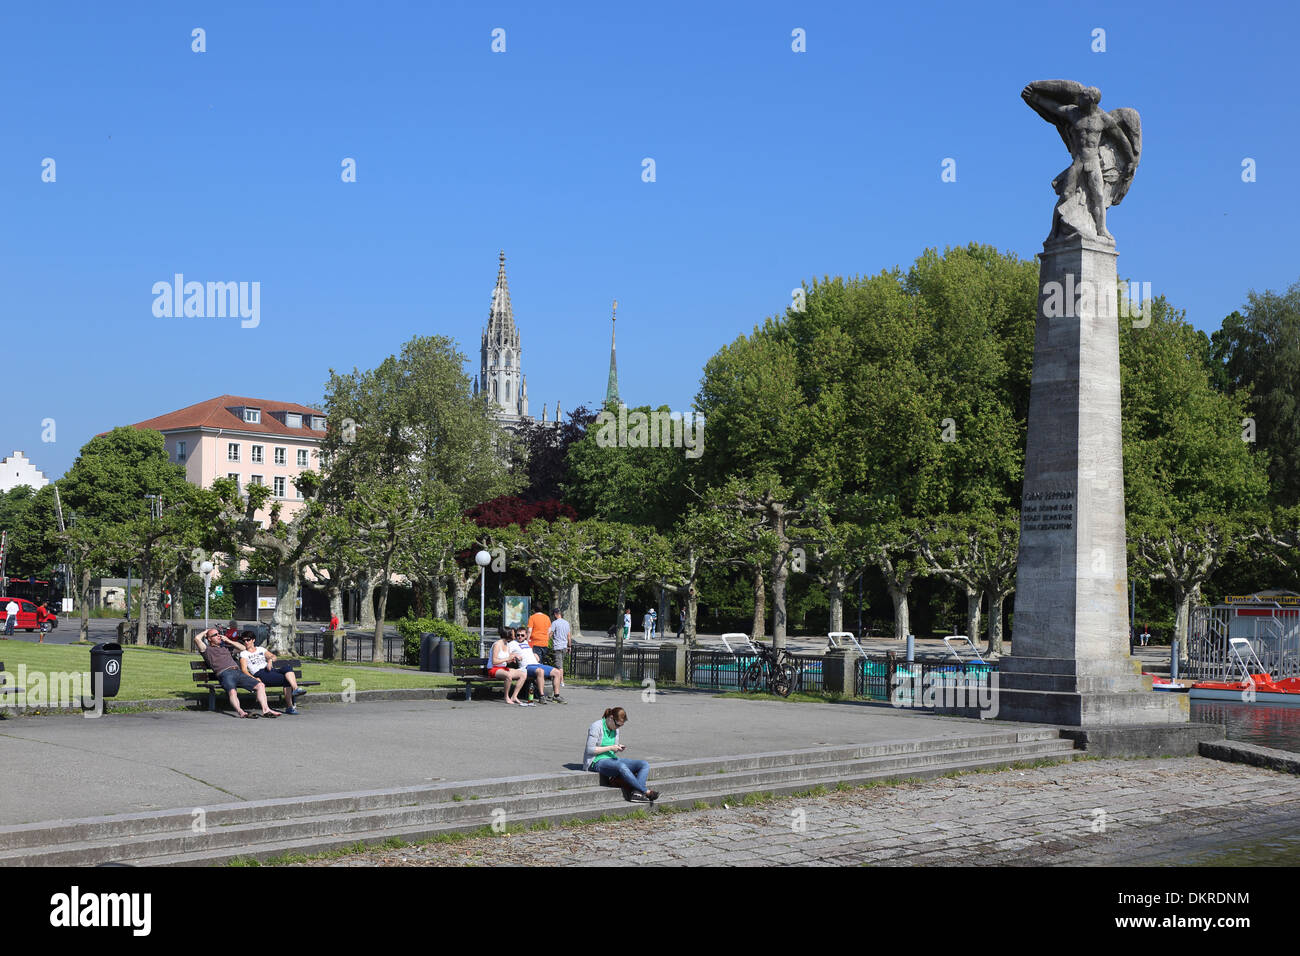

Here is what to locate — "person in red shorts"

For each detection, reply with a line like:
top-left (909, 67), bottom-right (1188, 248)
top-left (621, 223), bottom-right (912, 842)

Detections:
top-left (488, 629), bottom-right (528, 705)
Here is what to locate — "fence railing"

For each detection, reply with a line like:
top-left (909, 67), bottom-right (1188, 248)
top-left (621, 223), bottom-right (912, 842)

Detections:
top-left (567, 644), bottom-right (660, 682)
top-left (854, 657), bottom-right (996, 703)
top-left (292, 631), bottom-right (405, 665)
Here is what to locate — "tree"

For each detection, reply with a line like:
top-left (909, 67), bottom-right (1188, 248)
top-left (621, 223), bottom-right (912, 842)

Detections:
top-left (1122, 297), bottom-right (1272, 653)
top-left (320, 335), bottom-right (515, 659)
top-left (1210, 282), bottom-right (1300, 506)
top-left (513, 405), bottom-right (597, 503)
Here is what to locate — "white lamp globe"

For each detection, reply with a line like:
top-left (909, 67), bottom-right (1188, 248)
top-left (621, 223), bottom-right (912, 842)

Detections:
top-left (474, 550), bottom-right (491, 568)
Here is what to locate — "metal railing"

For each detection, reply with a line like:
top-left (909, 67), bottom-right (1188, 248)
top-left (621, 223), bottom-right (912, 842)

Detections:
top-left (566, 644), bottom-right (660, 682)
top-left (854, 657), bottom-right (997, 704)
top-left (291, 631), bottom-right (404, 664)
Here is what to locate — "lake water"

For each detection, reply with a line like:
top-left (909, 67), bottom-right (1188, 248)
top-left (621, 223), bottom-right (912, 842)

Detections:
top-left (1191, 699), bottom-right (1300, 753)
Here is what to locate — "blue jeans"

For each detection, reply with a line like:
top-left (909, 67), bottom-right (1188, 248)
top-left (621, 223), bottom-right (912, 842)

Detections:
top-left (593, 757), bottom-right (650, 793)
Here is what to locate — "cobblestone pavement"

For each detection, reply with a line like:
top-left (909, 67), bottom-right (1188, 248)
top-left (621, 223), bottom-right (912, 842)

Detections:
top-left (300, 758), bottom-right (1300, 867)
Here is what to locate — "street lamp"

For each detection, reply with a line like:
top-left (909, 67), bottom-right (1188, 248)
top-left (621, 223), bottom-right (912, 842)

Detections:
top-left (475, 550), bottom-right (492, 652)
top-left (201, 560), bottom-right (215, 629)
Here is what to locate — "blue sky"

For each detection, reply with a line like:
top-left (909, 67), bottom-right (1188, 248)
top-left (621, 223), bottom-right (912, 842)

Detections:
top-left (3, 0), bottom-right (1297, 479)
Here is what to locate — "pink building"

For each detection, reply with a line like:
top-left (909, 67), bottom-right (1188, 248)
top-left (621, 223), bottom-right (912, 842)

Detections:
top-left (131, 395), bottom-right (326, 523)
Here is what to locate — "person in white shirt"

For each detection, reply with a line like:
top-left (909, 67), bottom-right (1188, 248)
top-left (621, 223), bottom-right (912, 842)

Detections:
top-left (238, 631), bottom-right (306, 714)
top-left (3, 600), bottom-right (17, 636)
top-left (508, 628), bottom-right (566, 704)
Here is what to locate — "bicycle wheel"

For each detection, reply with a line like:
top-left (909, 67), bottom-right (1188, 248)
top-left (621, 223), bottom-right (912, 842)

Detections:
top-left (772, 664), bottom-right (795, 698)
top-left (740, 661), bottom-right (764, 692)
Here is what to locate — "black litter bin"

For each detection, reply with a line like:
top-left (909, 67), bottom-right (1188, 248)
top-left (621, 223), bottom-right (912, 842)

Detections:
top-left (418, 634), bottom-right (452, 673)
top-left (434, 638), bottom-right (451, 673)
top-left (90, 642), bottom-right (123, 698)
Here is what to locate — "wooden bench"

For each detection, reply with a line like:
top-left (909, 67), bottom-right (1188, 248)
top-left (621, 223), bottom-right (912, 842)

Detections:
top-left (189, 659), bottom-right (319, 712)
top-left (453, 656), bottom-right (516, 702)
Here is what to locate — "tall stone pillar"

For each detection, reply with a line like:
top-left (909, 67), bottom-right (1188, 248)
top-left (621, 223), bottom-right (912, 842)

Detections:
top-left (997, 237), bottom-right (1186, 725)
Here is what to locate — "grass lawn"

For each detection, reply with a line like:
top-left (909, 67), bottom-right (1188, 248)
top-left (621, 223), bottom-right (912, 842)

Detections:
top-left (0, 639), bottom-right (456, 704)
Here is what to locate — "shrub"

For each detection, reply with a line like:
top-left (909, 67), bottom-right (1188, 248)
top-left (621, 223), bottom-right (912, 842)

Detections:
top-left (396, 616), bottom-right (480, 666)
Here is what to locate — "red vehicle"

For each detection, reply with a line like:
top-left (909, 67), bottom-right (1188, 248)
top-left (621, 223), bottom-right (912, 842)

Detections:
top-left (0, 597), bottom-right (58, 633)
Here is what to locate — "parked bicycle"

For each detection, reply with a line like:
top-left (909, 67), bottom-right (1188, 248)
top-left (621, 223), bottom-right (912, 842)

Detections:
top-left (146, 623), bottom-right (178, 649)
top-left (739, 640), bottom-right (801, 697)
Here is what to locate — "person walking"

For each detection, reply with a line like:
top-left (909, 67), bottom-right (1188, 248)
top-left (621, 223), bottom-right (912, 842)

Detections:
top-left (622, 608), bottom-right (631, 643)
top-left (583, 706), bottom-right (658, 803)
top-left (3, 599), bottom-right (17, 637)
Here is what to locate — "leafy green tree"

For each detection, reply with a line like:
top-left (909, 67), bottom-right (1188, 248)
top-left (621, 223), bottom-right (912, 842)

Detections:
top-left (1122, 297), bottom-right (1272, 652)
top-left (1210, 282), bottom-right (1300, 506)
top-left (320, 335), bottom-right (515, 659)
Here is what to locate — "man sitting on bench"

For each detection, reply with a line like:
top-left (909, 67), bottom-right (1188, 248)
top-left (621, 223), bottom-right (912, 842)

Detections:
top-left (238, 630), bottom-right (306, 715)
top-left (193, 627), bottom-right (280, 718)
top-left (508, 627), bottom-right (567, 704)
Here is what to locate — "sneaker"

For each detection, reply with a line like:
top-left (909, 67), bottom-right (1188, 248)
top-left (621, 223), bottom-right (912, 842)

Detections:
top-left (552, 695), bottom-right (568, 705)
top-left (628, 791), bottom-right (650, 803)
top-left (284, 706), bottom-right (299, 715)
top-left (537, 696), bottom-right (550, 705)
top-left (520, 700), bottom-right (536, 707)
top-left (292, 688), bottom-right (308, 699)
top-left (646, 789), bottom-right (660, 803)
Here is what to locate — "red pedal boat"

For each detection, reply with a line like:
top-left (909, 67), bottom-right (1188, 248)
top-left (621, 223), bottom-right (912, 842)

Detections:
top-left (1188, 639), bottom-right (1300, 706)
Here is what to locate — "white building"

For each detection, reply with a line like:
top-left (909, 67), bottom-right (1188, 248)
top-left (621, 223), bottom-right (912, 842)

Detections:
top-left (0, 450), bottom-right (50, 493)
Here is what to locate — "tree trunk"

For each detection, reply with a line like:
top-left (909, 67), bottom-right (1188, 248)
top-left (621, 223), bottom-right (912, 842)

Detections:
top-left (751, 567), bottom-right (765, 641)
top-left (1173, 582), bottom-right (1197, 663)
top-left (269, 567), bottom-right (298, 654)
top-left (565, 582), bottom-right (581, 638)
top-left (887, 580), bottom-right (910, 641)
top-left (771, 553), bottom-right (790, 649)
top-left (827, 570), bottom-right (846, 636)
top-left (987, 591), bottom-right (1006, 657)
top-left (655, 580), bottom-right (668, 641)
top-left (328, 582), bottom-right (343, 625)
top-left (78, 565), bottom-right (92, 643)
top-left (432, 577), bottom-right (447, 621)
top-left (452, 571), bottom-right (470, 630)
top-left (359, 570), bottom-right (380, 631)
top-left (373, 576), bottom-right (392, 662)
top-left (966, 587), bottom-right (983, 646)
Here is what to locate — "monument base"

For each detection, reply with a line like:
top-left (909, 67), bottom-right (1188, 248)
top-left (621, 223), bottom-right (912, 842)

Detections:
top-left (992, 655), bottom-right (1188, 725)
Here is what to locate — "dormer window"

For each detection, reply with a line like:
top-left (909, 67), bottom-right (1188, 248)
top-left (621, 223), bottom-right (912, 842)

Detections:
top-left (243, 407), bottom-right (261, 424)
top-left (311, 416), bottom-right (326, 431)
top-left (285, 413), bottom-right (302, 429)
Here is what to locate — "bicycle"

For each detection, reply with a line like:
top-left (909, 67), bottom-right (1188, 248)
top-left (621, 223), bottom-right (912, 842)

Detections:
top-left (146, 623), bottom-right (178, 649)
top-left (739, 640), bottom-right (801, 697)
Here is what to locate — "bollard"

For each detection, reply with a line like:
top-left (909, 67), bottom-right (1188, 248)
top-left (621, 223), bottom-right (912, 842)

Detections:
top-left (1171, 639), bottom-right (1179, 681)
top-left (906, 633), bottom-right (915, 663)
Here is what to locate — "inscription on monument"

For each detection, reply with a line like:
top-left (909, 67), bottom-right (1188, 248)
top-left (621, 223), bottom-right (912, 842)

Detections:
top-left (1020, 488), bottom-right (1075, 532)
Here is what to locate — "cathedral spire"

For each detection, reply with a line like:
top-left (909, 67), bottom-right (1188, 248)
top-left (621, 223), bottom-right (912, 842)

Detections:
top-left (488, 249), bottom-right (514, 332)
top-left (604, 299), bottom-right (620, 407)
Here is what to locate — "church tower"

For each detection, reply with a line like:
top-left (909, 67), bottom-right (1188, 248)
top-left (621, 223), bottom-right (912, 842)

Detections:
top-left (604, 299), bottom-right (620, 407)
top-left (476, 250), bottom-right (529, 422)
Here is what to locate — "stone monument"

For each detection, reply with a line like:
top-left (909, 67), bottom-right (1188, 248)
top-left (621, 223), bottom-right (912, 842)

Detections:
top-left (996, 80), bottom-right (1187, 726)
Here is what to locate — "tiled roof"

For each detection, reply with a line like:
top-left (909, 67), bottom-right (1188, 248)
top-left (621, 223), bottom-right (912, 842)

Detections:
top-left (130, 395), bottom-right (325, 439)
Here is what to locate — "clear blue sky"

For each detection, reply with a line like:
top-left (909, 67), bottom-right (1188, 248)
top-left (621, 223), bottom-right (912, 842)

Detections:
top-left (3, 0), bottom-right (1296, 479)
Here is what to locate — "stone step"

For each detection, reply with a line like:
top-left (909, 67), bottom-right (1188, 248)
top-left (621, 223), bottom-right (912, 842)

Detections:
top-left (125, 741), bottom-right (1080, 866)
top-left (0, 728), bottom-right (1058, 852)
top-left (0, 734), bottom-right (1076, 866)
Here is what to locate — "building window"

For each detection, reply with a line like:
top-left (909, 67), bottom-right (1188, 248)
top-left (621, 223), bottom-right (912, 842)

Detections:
top-left (273, 476), bottom-right (286, 498)
top-left (294, 480), bottom-right (303, 500)
top-left (243, 408), bottom-right (261, 424)
top-left (297, 449), bottom-right (309, 468)
top-left (176, 440), bottom-right (186, 462)
top-left (227, 473), bottom-right (241, 492)
top-left (250, 474), bottom-right (264, 489)
top-left (311, 416), bottom-right (326, 431)
top-left (227, 443), bottom-right (240, 462)
top-left (274, 447), bottom-right (286, 466)
top-left (251, 445), bottom-right (264, 464)
top-left (285, 413), bottom-right (302, 429)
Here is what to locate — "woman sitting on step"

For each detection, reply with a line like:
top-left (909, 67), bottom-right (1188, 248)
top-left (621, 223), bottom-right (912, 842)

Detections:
top-left (583, 706), bottom-right (659, 803)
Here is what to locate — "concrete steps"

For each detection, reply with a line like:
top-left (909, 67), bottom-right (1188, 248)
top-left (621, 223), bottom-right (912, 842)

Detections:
top-left (0, 728), bottom-right (1077, 866)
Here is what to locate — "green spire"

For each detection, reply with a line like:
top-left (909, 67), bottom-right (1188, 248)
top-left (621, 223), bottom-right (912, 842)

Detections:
top-left (604, 299), bottom-right (620, 406)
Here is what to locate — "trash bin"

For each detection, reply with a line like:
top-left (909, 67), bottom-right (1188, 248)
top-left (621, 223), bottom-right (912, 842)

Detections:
top-left (90, 642), bottom-right (123, 698)
top-left (419, 633), bottom-right (439, 672)
top-left (434, 638), bottom-right (451, 673)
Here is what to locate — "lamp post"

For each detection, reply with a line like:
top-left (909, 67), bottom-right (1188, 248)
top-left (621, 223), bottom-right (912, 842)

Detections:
top-left (201, 560), bottom-right (215, 630)
top-left (475, 550), bottom-right (491, 652)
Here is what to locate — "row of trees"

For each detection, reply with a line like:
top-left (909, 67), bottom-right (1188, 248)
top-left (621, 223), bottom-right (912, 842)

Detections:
top-left (5, 247), bottom-right (1299, 659)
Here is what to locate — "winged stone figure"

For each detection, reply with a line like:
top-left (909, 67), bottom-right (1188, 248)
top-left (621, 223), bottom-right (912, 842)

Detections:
top-left (1022, 80), bottom-right (1142, 243)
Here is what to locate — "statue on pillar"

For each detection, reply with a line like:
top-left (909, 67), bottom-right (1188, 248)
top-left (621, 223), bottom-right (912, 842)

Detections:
top-left (1022, 80), bottom-right (1142, 243)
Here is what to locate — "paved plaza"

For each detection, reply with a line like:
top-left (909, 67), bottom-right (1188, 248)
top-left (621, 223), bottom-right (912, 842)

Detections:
top-left (306, 757), bottom-right (1300, 867)
top-left (0, 685), bottom-right (1005, 827)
